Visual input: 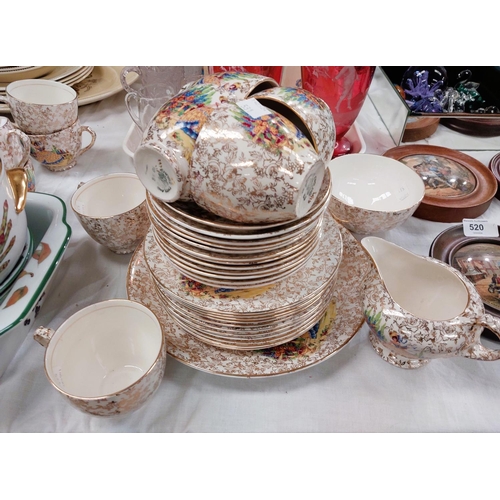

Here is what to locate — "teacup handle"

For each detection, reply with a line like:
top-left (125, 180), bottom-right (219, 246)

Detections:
top-left (7, 129), bottom-right (30, 169)
top-left (34, 326), bottom-right (55, 348)
top-left (120, 66), bottom-right (141, 94)
top-left (461, 313), bottom-right (500, 361)
top-left (124, 91), bottom-right (142, 130)
top-left (76, 126), bottom-right (96, 158)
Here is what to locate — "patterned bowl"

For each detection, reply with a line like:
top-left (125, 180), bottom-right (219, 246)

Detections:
top-left (252, 86), bottom-right (336, 164)
top-left (134, 71), bottom-right (280, 203)
top-left (190, 101), bottom-right (326, 224)
top-left (328, 153), bottom-right (425, 235)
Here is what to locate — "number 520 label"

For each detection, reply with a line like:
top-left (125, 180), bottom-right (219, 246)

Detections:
top-left (463, 219), bottom-right (499, 237)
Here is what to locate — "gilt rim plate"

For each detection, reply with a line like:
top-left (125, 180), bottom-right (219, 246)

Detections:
top-left (126, 218), bottom-right (369, 377)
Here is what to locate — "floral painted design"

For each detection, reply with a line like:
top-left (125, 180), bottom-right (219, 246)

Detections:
top-left (0, 200), bottom-right (15, 272)
top-left (155, 85), bottom-right (216, 130)
top-left (196, 72), bottom-right (277, 99)
top-left (126, 218), bottom-right (369, 377)
top-left (29, 123), bottom-right (96, 172)
top-left (180, 275), bottom-right (275, 300)
top-left (277, 87), bottom-right (323, 108)
top-left (30, 142), bottom-right (73, 167)
top-left (189, 103), bottom-right (324, 224)
top-left (232, 105), bottom-right (310, 156)
top-left (365, 307), bottom-right (407, 349)
top-left (260, 300), bottom-right (337, 359)
top-left (251, 86), bottom-right (336, 163)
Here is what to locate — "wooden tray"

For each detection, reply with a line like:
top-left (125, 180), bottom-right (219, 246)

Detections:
top-left (430, 224), bottom-right (500, 342)
top-left (383, 145), bottom-right (497, 222)
top-left (488, 152), bottom-right (500, 200)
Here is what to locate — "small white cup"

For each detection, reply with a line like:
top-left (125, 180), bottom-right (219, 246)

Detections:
top-left (34, 299), bottom-right (167, 417)
top-left (0, 79), bottom-right (78, 135)
top-left (71, 172), bottom-right (150, 254)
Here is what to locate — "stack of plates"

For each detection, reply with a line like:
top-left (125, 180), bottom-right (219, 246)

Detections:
top-left (146, 169), bottom-right (332, 289)
top-left (143, 209), bottom-right (343, 350)
top-left (0, 66), bottom-right (55, 83)
top-left (0, 66), bottom-right (94, 94)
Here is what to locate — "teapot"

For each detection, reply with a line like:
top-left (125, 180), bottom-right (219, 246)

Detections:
top-left (0, 156), bottom-right (28, 285)
top-left (361, 236), bottom-right (500, 369)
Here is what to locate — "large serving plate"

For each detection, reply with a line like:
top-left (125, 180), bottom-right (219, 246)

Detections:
top-left (0, 66), bottom-right (57, 84)
top-left (126, 218), bottom-right (369, 377)
top-left (0, 192), bottom-right (72, 379)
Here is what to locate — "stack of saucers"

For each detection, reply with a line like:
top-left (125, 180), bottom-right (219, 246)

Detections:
top-left (146, 169), bottom-right (332, 290)
top-left (143, 208), bottom-right (343, 350)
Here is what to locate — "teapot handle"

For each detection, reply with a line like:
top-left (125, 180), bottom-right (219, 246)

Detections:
top-left (461, 313), bottom-right (500, 361)
top-left (6, 168), bottom-right (28, 214)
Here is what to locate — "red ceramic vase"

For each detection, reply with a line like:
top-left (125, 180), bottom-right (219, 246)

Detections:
top-left (209, 66), bottom-right (283, 85)
top-left (301, 66), bottom-right (375, 156)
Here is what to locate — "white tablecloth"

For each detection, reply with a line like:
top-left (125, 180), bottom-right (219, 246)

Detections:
top-left (1, 73), bottom-right (500, 433)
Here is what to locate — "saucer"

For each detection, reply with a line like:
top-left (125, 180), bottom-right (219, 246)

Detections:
top-left (126, 218), bottom-right (369, 377)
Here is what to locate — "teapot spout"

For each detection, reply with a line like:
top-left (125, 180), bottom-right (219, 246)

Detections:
top-left (6, 168), bottom-right (28, 214)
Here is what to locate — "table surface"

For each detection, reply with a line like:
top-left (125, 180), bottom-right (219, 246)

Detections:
top-left (1, 72), bottom-right (500, 433)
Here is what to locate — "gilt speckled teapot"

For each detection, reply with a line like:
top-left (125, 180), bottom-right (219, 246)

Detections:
top-left (0, 157), bottom-right (28, 284)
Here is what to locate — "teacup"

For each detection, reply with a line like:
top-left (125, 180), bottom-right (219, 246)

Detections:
top-left (120, 66), bottom-right (203, 94)
top-left (190, 101), bottom-right (326, 224)
top-left (0, 79), bottom-right (78, 134)
top-left (34, 299), bottom-right (167, 417)
top-left (125, 83), bottom-right (176, 131)
top-left (0, 116), bottom-right (35, 191)
top-left (209, 66), bottom-right (283, 84)
top-left (71, 172), bottom-right (150, 254)
top-left (29, 119), bottom-right (96, 171)
top-left (134, 72), bottom-right (280, 203)
top-left (187, 71), bottom-right (279, 103)
top-left (252, 86), bottom-right (336, 163)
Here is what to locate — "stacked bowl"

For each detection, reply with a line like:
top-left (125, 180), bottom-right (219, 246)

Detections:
top-left (133, 71), bottom-right (341, 351)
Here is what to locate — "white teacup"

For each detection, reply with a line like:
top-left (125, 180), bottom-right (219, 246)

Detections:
top-left (0, 79), bottom-right (78, 135)
top-left (34, 299), bottom-right (167, 417)
top-left (71, 172), bottom-right (150, 254)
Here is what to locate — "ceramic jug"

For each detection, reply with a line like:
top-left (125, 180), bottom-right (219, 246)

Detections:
top-left (361, 236), bottom-right (500, 369)
top-left (0, 158), bottom-right (28, 284)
